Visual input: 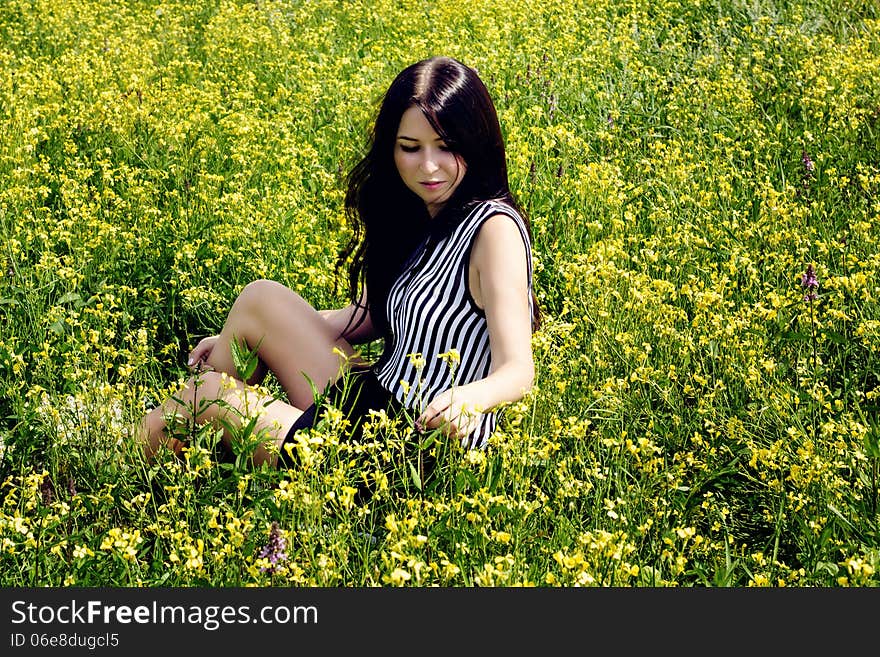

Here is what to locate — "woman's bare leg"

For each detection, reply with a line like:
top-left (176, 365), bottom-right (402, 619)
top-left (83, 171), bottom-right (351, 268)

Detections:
top-left (141, 370), bottom-right (303, 467)
top-left (203, 279), bottom-right (358, 408)
top-left (140, 279), bottom-right (359, 464)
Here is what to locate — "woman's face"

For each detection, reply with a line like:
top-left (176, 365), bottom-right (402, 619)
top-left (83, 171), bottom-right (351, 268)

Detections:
top-left (394, 106), bottom-right (466, 217)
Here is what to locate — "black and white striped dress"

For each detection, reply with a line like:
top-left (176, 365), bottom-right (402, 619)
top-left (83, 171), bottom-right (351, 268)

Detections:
top-left (373, 199), bottom-right (534, 448)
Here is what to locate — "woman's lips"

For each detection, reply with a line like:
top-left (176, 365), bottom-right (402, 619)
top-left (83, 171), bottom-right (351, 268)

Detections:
top-left (421, 181), bottom-right (444, 190)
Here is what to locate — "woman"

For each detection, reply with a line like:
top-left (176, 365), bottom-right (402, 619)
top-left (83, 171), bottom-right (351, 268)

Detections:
top-left (140, 56), bottom-right (539, 468)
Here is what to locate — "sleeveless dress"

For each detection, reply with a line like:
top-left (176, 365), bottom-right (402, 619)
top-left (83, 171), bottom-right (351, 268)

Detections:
top-left (279, 199), bottom-right (533, 467)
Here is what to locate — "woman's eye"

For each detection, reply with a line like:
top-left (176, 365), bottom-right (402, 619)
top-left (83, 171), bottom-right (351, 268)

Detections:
top-left (399, 145), bottom-right (419, 153)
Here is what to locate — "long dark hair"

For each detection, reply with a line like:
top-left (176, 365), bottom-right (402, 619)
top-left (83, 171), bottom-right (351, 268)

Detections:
top-left (339, 56), bottom-right (540, 337)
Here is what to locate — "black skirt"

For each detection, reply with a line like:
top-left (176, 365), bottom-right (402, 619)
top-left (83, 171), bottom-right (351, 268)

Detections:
top-left (277, 366), bottom-right (405, 469)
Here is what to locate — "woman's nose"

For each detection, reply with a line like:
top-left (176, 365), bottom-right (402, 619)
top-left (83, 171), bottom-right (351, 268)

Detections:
top-left (420, 157), bottom-right (439, 174)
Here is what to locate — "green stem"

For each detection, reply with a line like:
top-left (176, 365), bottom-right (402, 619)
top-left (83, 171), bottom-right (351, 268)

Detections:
top-left (809, 298), bottom-right (818, 444)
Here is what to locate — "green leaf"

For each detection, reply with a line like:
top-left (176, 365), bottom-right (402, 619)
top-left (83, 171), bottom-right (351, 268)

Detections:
top-left (487, 458), bottom-right (500, 491)
top-left (820, 329), bottom-right (847, 345)
top-left (244, 415), bottom-right (262, 440)
top-left (815, 561), bottom-right (839, 577)
top-left (863, 432), bottom-right (880, 459)
top-left (409, 462), bottom-right (422, 491)
top-left (58, 292), bottom-right (82, 305)
top-left (230, 336), bottom-right (261, 381)
top-left (455, 469), bottom-right (477, 494)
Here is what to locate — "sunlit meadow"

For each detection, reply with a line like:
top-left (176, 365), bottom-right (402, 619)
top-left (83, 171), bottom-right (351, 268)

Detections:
top-left (1, 0), bottom-right (878, 587)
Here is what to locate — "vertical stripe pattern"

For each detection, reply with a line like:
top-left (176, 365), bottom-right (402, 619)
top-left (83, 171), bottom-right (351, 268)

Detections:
top-left (373, 200), bottom-right (534, 448)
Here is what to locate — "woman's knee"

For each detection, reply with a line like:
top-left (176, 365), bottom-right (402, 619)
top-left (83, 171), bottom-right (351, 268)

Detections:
top-left (237, 279), bottom-right (298, 311)
top-left (231, 280), bottom-right (298, 333)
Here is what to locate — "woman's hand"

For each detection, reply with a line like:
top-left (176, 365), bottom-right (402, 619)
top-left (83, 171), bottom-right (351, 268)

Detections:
top-left (416, 387), bottom-right (483, 443)
top-left (188, 335), bottom-right (219, 368)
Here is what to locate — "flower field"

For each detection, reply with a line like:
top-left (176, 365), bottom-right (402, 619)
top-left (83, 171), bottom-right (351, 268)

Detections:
top-left (1, 0), bottom-right (878, 586)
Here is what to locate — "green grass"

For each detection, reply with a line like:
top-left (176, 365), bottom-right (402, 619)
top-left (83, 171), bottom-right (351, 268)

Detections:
top-left (0, 0), bottom-right (878, 586)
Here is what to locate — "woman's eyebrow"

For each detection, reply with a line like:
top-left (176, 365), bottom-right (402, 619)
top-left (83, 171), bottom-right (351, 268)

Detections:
top-left (396, 135), bottom-right (444, 142)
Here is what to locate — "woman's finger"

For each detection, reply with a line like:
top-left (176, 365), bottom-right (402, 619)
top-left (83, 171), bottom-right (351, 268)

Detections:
top-left (188, 335), bottom-right (218, 367)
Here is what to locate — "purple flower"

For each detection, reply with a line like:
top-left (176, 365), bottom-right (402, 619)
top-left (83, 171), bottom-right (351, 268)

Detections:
top-left (257, 522), bottom-right (287, 574)
top-left (801, 264), bottom-right (819, 301)
top-left (801, 151), bottom-right (815, 174)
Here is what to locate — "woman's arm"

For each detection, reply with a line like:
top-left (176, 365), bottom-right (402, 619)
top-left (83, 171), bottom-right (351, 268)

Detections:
top-left (417, 213), bottom-right (534, 439)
